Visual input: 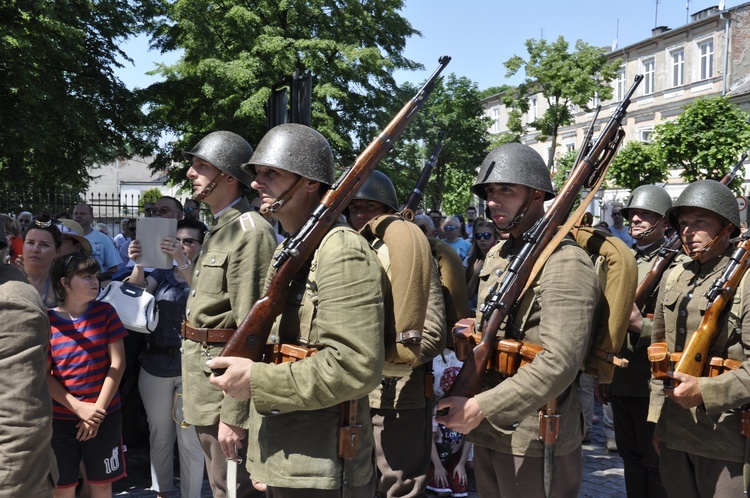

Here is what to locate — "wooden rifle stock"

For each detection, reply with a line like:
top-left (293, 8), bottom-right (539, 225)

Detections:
top-left (400, 131), bottom-right (445, 221)
top-left (445, 75), bottom-right (643, 401)
top-left (633, 152), bottom-right (747, 312)
top-left (674, 235), bottom-right (750, 377)
top-left (216, 56), bottom-right (451, 367)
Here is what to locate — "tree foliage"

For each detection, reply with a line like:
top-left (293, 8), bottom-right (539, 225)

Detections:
top-left (607, 140), bottom-right (668, 190)
top-left (653, 96), bottom-right (750, 192)
top-left (503, 36), bottom-right (620, 167)
top-left (144, 0), bottom-right (422, 187)
top-left (378, 74), bottom-right (491, 214)
top-left (0, 0), bottom-right (160, 193)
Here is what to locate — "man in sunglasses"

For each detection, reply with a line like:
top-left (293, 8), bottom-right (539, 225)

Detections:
top-left (610, 203), bottom-right (635, 248)
top-left (183, 199), bottom-right (200, 221)
top-left (441, 216), bottom-right (471, 259)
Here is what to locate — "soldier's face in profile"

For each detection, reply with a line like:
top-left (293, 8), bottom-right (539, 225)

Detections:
top-left (251, 165), bottom-right (300, 214)
top-left (628, 209), bottom-right (661, 239)
top-left (485, 183), bottom-right (538, 233)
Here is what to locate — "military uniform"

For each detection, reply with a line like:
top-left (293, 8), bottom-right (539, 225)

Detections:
top-left (610, 241), bottom-right (669, 497)
top-left (649, 247), bottom-right (750, 495)
top-left (246, 224), bottom-right (387, 493)
top-left (0, 264), bottom-right (57, 497)
top-left (181, 198), bottom-right (277, 495)
top-left (367, 221), bottom-right (447, 497)
top-left (469, 237), bottom-right (600, 497)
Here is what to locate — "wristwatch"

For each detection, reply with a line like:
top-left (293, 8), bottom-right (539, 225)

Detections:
top-left (178, 259), bottom-right (192, 271)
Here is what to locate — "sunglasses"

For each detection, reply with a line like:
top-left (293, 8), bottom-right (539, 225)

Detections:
top-left (443, 225), bottom-right (458, 231)
top-left (152, 207), bottom-right (181, 216)
top-left (184, 207), bottom-right (197, 213)
top-left (475, 232), bottom-right (494, 240)
top-left (177, 237), bottom-right (200, 246)
top-left (612, 211), bottom-right (623, 217)
top-left (127, 226), bottom-right (136, 232)
top-left (63, 251), bottom-right (85, 269)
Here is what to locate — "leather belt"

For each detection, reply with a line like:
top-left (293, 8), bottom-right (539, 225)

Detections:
top-left (181, 322), bottom-right (234, 344)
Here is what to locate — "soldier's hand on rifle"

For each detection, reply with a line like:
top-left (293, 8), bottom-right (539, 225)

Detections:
top-left (207, 357), bottom-right (254, 400)
top-left (436, 396), bottom-right (485, 434)
top-left (664, 371), bottom-right (704, 408)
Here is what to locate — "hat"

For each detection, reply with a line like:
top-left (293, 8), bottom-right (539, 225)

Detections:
top-left (57, 219), bottom-right (92, 254)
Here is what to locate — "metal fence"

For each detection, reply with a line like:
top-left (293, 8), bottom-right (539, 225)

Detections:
top-left (0, 189), bottom-right (203, 236)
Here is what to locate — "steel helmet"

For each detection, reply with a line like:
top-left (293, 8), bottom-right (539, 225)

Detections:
top-left (472, 143), bottom-right (554, 200)
top-left (352, 170), bottom-right (399, 212)
top-left (666, 180), bottom-right (740, 236)
top-left (621, 185), bottom-right (672, 219)
top-left (182, 131), bottom-right (255, 187)
top-left (242, 124), bottom-right (335, 186)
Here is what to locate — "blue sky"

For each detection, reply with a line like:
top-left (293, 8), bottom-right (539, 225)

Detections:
top-left (114, 0), bottom-right (729, 91)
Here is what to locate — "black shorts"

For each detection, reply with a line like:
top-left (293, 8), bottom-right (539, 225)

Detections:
top-left (51, 410), bottom-right (126, 487)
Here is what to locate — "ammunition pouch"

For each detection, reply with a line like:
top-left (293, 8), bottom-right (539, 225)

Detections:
top-left (453, 317), bottom-right (542, 377)
top-left (648, 341), bottom-right (741, 379)
top-left (263, 343), bottom-right (318, 364)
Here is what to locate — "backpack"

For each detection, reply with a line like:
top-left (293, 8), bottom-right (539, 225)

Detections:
top-left (573, 227), bottom-right (638, 383)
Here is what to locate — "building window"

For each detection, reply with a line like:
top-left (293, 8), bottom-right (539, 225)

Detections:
top-left (671, 49), bottom-right (684, 87)
top-left (698, 40), bottom-right (714, 80)
top-left (642, 59), bottom-right (655, 95)
top-left (491, 107), bottom-right (500, 133)
top-left (529, 97), bottom-right (537, 121)
top-left (565, 142), bottom-right (575, 152)
top-left (639, 128), bottom-right (653, 143)
top-left (614, 67), bottom-right (626, 101)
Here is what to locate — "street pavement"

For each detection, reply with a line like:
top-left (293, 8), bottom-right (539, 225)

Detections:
top-left (113, 402), bottom-right (625, 497)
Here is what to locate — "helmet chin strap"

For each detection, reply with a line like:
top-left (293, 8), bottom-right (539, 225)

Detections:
top-left (262, 176), bottom-right (306, 214)
top-left (493, 189), bottom-right (539, 233)
top-left (194, 171), bottom-right (226, 202)
top-left (682, 223), bottom-right (734, 260)
top-left (630, 218), bottom-right (662, 240)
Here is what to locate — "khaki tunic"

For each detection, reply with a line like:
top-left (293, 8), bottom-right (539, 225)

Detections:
top-left (649, 247), bottom-right (750, 463)
top-left (246, 225), bottom-right (386, 489)
top-left (182, 198), bottom-right (278, 427)
top-left (0, 265), bottom-right (57, 497)
top-left (368, 237), bottom-right (447, 411)
top-left (468, 237), bottom-right (601, 457)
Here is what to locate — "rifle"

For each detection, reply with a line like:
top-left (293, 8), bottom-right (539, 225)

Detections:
top-left (674, 232), bottom-right (750, 378)
top-left (216, 56), bottom-right (451, 366)
top-left (444, 75), bottom-right (643, 401)
top-left (399, 131), bottom-right (446, 221)
top-left (633, 152), bottom-right (748, 311)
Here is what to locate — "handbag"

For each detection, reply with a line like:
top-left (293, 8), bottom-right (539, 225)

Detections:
top-left (98, 281), bottom-right (159, 334)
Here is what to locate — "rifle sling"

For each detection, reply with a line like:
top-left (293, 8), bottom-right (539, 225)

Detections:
top-left (521, 168), bottom-right (608, 298)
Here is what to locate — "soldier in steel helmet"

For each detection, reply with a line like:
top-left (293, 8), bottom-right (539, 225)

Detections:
top-left (608, 185), bottom-right (673, 497)
top-left (347, 170), bottom-right (447, 497)
top-left (437, 143), bottom-right (601, 497)
top-left (648, 179), bottom-right (750, 496)
top-left (206, 124), bottom-right (387, 497)
top-left (180, 130), bottom-right (278, 498)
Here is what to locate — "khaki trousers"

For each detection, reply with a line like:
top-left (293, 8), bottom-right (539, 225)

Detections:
top-left (659, 445), bottom-right (745, 498)
top-left (474, 444), bottom-right (581, 498)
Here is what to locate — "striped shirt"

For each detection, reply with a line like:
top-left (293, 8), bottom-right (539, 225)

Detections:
top-left (48, 301), bottom-right (127, 420)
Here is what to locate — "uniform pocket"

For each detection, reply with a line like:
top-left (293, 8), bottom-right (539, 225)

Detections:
top-left (197, 251), bottom-right (228, 295)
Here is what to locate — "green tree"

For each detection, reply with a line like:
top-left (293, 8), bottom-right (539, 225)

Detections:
top-left (503, 36), bottom-right (620, 167)
top-left (139, 188), bottom-right (163, 214)
top-left (378, 74), bottom-right (491, 213)
top-left (607, 140), bottom-right (668, 190)
top-left (0, 0), bottom-right (159, 193)
top-left (653, 96), bottom-right (750, 192)
top-left (144, 0), bottom-right (421, 187)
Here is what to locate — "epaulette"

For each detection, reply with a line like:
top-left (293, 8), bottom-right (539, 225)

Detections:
top-left (238, 211), bottom-right (257, 232)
